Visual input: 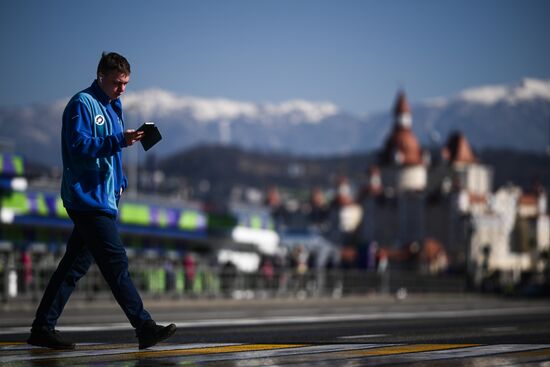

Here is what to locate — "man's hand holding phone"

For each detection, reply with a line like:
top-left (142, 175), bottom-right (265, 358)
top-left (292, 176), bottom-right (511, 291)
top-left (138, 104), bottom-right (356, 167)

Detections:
top-left (124, 129), bottom-right (144, 146)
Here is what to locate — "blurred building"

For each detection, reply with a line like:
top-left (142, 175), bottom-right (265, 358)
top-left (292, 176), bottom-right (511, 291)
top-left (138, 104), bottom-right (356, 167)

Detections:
top-left (356, 91), bottom-right (549, 281)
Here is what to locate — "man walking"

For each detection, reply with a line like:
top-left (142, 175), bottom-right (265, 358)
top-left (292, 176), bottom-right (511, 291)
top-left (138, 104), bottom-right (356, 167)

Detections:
top-left (27, 52), bottom-right (176, 350)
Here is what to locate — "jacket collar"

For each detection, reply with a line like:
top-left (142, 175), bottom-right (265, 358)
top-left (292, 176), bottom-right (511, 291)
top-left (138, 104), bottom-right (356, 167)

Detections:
top-left (91, 80), bottom-right (113, 106)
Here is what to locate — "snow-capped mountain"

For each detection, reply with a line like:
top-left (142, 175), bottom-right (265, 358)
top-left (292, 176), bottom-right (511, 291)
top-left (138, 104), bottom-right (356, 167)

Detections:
top-left (119, 91), bottom-right (362, 159)
top-left (457, 78), bottom-right (550, 105)
top-left (409, 78), bottom-right (550, 150)
top-left (123, 89), bottom-right (339, 124)
top-left (0, 78), bottom-right (549, 167)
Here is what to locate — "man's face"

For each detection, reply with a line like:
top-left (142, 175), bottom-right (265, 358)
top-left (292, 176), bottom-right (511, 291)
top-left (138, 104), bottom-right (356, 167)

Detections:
top-left (98, 71), bottom-right (130, 100)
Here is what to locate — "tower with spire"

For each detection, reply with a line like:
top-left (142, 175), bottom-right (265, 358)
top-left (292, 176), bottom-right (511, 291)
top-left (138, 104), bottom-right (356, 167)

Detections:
top-left (436, 130), bottom-right (493, 214)
top-left (379, 90), bottom-right (428, 192)
top-left (358, 90), bottom-right (428, 248)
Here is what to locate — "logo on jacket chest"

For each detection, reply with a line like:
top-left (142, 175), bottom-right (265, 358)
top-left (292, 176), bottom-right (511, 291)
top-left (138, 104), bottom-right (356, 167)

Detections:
top-left (94, 114), bottom-right (105, 126)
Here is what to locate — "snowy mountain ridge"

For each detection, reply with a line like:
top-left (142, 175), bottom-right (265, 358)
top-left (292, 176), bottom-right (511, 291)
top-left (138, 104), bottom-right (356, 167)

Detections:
top-left (454, 78), bottom-right (550, 106)
top-left (122, 89), bottom-right (339, 124)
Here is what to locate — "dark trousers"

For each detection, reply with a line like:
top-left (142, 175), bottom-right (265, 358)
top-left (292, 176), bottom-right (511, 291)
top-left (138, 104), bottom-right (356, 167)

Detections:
top-left (32, 210), bottom-right (152, 330)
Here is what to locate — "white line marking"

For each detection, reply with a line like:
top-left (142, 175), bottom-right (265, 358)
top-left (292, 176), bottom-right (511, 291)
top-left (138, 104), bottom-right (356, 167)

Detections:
top-left (338, 334), bottom-right (388, 339)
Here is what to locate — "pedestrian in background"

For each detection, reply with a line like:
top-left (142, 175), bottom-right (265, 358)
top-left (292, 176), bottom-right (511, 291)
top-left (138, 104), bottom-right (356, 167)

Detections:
top-left (27, 52), bottom-right (176, 350)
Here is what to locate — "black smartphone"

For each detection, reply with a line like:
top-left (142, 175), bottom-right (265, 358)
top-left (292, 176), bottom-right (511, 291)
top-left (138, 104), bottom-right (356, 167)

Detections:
top-left (137, 122), bottom-right (162, 151)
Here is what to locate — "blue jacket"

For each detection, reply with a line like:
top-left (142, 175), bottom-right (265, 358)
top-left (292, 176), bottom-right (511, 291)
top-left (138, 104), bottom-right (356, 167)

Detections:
top-left (61, 80), bottom-right (128, 215)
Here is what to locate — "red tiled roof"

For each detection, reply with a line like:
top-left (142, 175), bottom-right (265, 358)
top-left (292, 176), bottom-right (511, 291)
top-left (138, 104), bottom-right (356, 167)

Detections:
top-left (519, 193), bottom-right (538, 206)
top-left (469, 193), bottom-right (487, 204)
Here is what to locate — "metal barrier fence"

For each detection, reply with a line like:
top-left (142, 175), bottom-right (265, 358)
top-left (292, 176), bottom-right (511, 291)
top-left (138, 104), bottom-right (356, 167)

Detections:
top-left (0, 263), bottom-right (467, 304)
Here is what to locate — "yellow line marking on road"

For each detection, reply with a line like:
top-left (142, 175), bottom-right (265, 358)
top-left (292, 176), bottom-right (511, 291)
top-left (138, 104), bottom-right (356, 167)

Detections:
top-left (28, 344), bottom-right (308, 364)
top-left (117, 344), bottom-right (307, 360)
top-left (511, 348), bottom-right (550, 357)
top-left (79, 343), bottom-right (134, 350)
top-left (354, 344), bottom-right (481, 356)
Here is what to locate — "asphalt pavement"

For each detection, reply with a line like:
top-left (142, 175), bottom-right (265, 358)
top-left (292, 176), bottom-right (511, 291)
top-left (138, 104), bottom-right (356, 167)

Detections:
top-left (1, 293), bottom-right (550, 366)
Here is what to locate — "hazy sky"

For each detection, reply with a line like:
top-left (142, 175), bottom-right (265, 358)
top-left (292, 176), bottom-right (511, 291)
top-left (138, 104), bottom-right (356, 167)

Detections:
top-left (1, 0), bottom-right (549, 115)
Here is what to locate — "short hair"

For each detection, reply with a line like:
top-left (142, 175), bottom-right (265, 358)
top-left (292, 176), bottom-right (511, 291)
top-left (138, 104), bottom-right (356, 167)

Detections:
top-left (97, 52), bottom-right (131, 76)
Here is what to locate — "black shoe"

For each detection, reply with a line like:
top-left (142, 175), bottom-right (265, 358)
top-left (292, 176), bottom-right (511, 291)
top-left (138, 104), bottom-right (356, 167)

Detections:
top-left (27, 327), bottom-right (76, 350)
top-left (137, 321), bottom-right (176, 350)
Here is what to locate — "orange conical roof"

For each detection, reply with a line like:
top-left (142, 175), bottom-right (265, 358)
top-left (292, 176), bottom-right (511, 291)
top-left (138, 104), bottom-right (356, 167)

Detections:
top-left (442, 131), bottom-right (477, 164)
